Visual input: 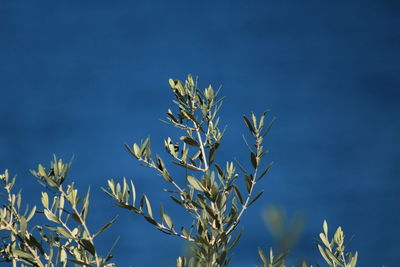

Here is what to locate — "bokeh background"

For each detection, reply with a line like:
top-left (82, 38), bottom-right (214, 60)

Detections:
top-left (1, 1), bottom-right (399, 266)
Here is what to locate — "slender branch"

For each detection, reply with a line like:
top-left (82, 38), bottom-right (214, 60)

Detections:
top-left (226, 167), bottom-right (259, 236)
top-left (194, 122), bottom-right (208, 171)
top-left (4, 189), bottom-right (45, 267)
top-left (139, 159), bottom-right (184, 193)
top-left (58, 186), bottom-right (101, 267)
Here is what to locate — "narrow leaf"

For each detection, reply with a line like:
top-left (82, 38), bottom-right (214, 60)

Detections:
top-left (232, 185), bottom-right (243, 204)
top-left (243, 115), bottom-right (255, 134)
top-left (248, 191), bottom-right (264, 207)
top-left (187, 176), bottom-right (204, 192)
top-left (258, 248), bottom-right (268, 264)
top-left (163, 213), bottom-right (173, 229)
top-left (94, 216), bottom-right (118, 237)
top-left (44, 209), bottom-right (60, 224)
top-left (181, 137), bottom-right (200, 147)
top-left (79, 239), bottom-right (96, 256)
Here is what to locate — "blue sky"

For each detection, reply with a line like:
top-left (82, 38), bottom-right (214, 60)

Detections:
top-left (1, 1), bottom-right (399, 266)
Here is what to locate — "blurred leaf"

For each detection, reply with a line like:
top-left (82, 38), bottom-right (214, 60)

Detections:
top-left (258, 248), bottom-right (268, 264)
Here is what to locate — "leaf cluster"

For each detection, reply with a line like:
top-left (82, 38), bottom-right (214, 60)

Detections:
top-left (104, 75), bottom-right (275, 267)
top-left (0, 156), bottom-right (117, 267)
top-left (0, 74), bottom-right (360, 267)
top-left (317, 220), bottom-right (358, 267)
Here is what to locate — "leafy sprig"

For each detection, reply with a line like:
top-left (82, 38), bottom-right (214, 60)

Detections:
top-left (0, 156), bottom-right (118, 267)
top-left (317, 220), bottom-right (358, 267)
top-left (104, 75), bottom-right (275, 266)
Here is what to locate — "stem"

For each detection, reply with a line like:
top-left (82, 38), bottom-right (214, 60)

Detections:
top-left (194, 122), bottom-right (208, 171)
top-left (5, 189), bottom-right (45, 267)
top-left (58, 186), bottom-right (101, 267)
top-left (4, 221), bottom-right (45, 267)
top-left (141, 160), bottom-right (184, 193)
top-left (226, 132), bottom-right (262, 236)
top-left (340, 251), bottom-right (348, 267)
top-left (226, 167), bottom-right (259, 236)
top-left (130, 206), bottom-right (195, 242)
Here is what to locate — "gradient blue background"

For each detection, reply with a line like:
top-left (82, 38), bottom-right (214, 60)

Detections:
top-left (1, 1), bottom-right (399, 266)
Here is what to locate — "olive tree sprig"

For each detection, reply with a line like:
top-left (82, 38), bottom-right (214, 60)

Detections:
top-left (0, 170), bottom-right (45, 267)
top-left (104, 75), bottom-right (275, 267)
top-left (29, 156), bottom-right (118, 267)
top-left (317, 220), bottom-right (358, 267)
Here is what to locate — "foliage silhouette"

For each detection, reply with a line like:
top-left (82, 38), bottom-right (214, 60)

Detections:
top-left (0, 75), bottom-right (357, 267)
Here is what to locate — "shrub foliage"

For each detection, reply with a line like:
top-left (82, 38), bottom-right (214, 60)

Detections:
top-left (0, 75), bottom-right (357, 267)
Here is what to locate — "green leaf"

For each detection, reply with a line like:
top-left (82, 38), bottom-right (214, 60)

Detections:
top-left (334, 226), bottom-right (343, 247)
top-left (323, 220), bottom-right (328, 237)
top-left (250, 152), bottom-right (258, 169)
top-left (81, 186), bottom-right (90, 222)
top-left (57, 227), bottom-right (74, 239)
top-left (187, 176), bottom-right (204, 192)
top-left (41, 192), bottom-right (49, 209)
top-left (130, 180), bottom-right (136, 206)
top-left (248, 191), bottom-right (264, 207)
top-left (168, 78), bottom-right (175, 88)
top-left (79, 239), bottom-right (96, 256)
top-left (244, 174), bottom-right (252, 193)
top-left (72, 213), bottom-right (83, 224)
top-left (251, 112), bottom-right (257, 129)
top-left (144, 215), bottom-right (158, 226)
top-left (325, 247), bottom-right (342, 266)
top-left (163, 213), bottom-right (173, 229)
top-left (19, 216), bottom-right (27, 235)
top-left (38, 164), bottom-right (46, 177)
top-left (181, 227), bottom-right (189, 238)
top-left (349, 251), bottom-right (358, 267)
top-left (94, 216), bottom-right (118, 237)
top-left (133, 143), bottom-right (140, 157)
top-left (44, 209), bottom-right (60, 224)
top-left (215, 164), bottom-right (224, 177)
top-left (243, 115), bottom-right (255, 134)
top-left (26, 206), bottom-right (36, 222)
top-left (227, 230), bottom-right (242, 252)
top-left (258, 248), bottom-right (268, 264)
top-left (232, 185), bottom-right (243, 204)
top-left (143, 195), bottom-right (153, 218)
top-left (319, 233), bottom-right (331, 249)
top-left (318, 244), bottom-right (334, 267)
top-left (12, 248), bottom-right (33, 259)
top-left (170, 196), bottom-right (184, 207)
top-left (26, 235), bottom-right (45, 255)
top-left (172, 161), bottom-right (201, 171)
top-left (60, 248), bottom-right (67, 263)
top-left (181, 136), bottom-right (200, 147)
top-left (257, 162), bottom-right (273, 181)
